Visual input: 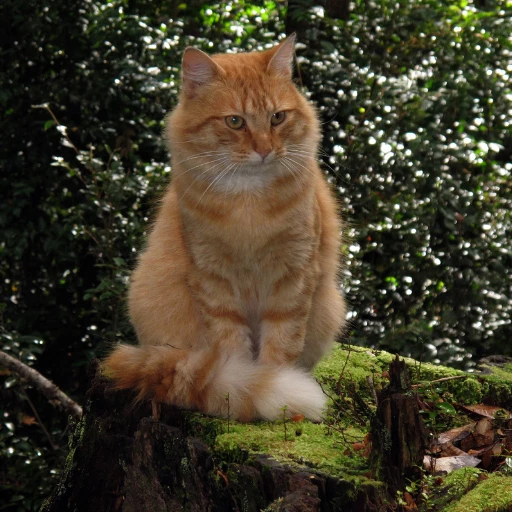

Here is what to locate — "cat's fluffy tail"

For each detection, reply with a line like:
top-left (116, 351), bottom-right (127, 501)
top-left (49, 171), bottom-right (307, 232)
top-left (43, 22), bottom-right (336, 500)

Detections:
top-left (102, 344), bottom-right (325, 422)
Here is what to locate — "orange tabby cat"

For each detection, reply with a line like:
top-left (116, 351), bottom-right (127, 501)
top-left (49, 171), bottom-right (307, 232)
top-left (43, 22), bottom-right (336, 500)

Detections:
top-left (103, 35), bottom-right (346, 422)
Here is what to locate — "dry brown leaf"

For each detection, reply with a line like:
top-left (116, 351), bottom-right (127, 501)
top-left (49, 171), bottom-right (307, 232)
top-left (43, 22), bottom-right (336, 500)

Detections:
top-left (21, 415), bottom-right (37, 426)
top-left (290, 414), bottom-right (305, 423)
top-left (437, 442), bottom-right (467, 457)
top-left (462, 404), bottom-right (512, 419)
top-left (468, 441), bottom-right (501, 456)
top-left (352, 442), bottom-right (364, 452)
top-left (481, 442), bottom-right (502, 470)
top-left (474, 417), bottom-right (494, 435)
top-left (437, 423), bottom-right (475, 445)
top-left (501, 432), bottom-right (512, 452)
top-left (403, 491), bottom-right (418, 510)
top-left (216, 469), bottom-right (229, 487)
top-left (363, 433), bottom-right (372, 457)
top-left (473, 431), bottom-right (496, 448)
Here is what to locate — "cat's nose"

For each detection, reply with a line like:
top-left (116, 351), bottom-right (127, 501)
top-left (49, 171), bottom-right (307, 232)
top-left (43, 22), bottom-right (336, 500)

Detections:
top-left (257, 148), bottom-right (271, 161)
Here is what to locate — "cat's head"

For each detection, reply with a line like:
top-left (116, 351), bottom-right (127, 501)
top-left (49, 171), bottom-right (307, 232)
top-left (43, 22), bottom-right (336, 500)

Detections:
top-left (166, 35), bottom-right (321, 192)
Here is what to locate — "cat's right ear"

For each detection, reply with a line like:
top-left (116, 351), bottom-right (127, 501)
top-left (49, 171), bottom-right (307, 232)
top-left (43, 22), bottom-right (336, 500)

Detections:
top-left (182, 48), bottom-right (223, 99)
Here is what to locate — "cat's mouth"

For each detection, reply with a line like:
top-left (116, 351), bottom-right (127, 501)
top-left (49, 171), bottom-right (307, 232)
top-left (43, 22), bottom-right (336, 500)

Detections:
top-left (243, 150), bottom-right (276, 166)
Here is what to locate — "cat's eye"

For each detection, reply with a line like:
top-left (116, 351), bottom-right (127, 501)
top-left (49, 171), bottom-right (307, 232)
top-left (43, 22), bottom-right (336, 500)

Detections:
top-left (271, 111), bottom-right (286, 126)
top-left (225, 115), bottom-right (245, 130)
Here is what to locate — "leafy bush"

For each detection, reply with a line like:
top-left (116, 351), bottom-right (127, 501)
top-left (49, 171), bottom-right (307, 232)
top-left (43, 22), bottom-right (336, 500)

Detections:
top-left (288, 0), bottom-right (512, 365)
top-left (1, 0), bottom-right (511, 508)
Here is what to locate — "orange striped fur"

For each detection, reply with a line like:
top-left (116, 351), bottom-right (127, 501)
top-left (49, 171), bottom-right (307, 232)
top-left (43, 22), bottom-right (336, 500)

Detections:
top-left (102, 36), bottom-right (346, 422)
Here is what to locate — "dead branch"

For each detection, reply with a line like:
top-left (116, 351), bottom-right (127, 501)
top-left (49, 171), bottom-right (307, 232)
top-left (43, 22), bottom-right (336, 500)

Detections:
top-left (412, 375), bottom-right (468, 388)
top-left (0, 350), bottom-right (82, 418)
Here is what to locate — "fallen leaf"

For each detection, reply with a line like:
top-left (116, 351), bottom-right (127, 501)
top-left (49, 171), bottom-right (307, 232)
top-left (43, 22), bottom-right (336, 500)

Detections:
top-left (473, 431), bottom-right (496, 448)
top-left (290, 414), bottom-right (305, 423)
top-left (462, 404), bottom-right (512, 419)
top-left (404, 491), bottom-right (418, 510)
top-left (437, 423), bottom-right (475, 445)
top-left (216, 469), bottom-right (229, 487)
top-left (468, 445), bottom-right (491, 456)
top-left (437, 442), bottom-right (467, 457)
top-left (501, 431), bottom-right (512, 452)
top-left (363, 433), bottom-right (372, 457)
top-left (352, 442), bottom-right (364, 452)
top-left (21, 415), bottom-right (37, 426)
top-left (474, 418), bottom-right (494, 435)
top-left (424, 455), bottom-right (481, 474)
top-left (481, 442), bottom-right (503, 470)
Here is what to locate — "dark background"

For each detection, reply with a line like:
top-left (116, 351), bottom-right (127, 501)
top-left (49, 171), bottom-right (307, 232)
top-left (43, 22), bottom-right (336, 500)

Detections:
top-left (1, 0), bottom-right (511, 508)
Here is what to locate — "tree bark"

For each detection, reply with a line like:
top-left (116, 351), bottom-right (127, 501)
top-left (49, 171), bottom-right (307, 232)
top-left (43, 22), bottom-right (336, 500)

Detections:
top-left (370, 356), bottom-right (429, 496)
top-left (41, 361), bottom-right (387, 511)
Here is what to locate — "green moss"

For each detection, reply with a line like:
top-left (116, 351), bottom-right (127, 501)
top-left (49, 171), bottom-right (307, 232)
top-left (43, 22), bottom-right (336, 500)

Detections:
top-left (184, 411), bottom-right (225, 446)
top-left (215, 420), bottom-right (368, 477)
top-left (175, 344), bottom-right (512, 508)
top-left (444, 474), bottom-right (512, 512)
top-left (429, 467), bottom-right (483, 510)
top-left (176, 345), bottom-right (512, 481)
top-left (261, 498), bottom-right (284, 511)
top-left (314, 344), bottom-right (386, 383)
top-left (317, 345), bottom-right (512, 407)
top-left (477, 364), bottom-right (512, 407)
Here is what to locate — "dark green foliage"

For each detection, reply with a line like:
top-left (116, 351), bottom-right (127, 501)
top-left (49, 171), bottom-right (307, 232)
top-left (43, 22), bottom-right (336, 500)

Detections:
top-left (0, 0), bottom-right (511, 508)
top-left (288, 0), bottom-right (512, 365)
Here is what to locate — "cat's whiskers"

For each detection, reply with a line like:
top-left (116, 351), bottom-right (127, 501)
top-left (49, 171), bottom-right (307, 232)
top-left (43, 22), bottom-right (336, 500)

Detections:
top-left (281, 156), bottom-right (316, 179)
top-left (174, 156), bottom-right (232, 180)
top-left (282, 156), bottom-right (326, 188)
top-left (177, 157), bottom-right (233, 203)
top-left (195, 163), bottom-right (237, 208)
top-left (172, 138), bottom-right (213, 144)
top-left (286, 149), bottom-right (347, 182)
top-left (287, 144), bottom-right (335, 162)
top-left (287, 143), bottom-right (325, 154)
top-left (173, 150), bottom-right (227, 167)
top-left (288, 144), bottom-right (353, 174)
top-left (223, 163), bottom-right (241, 200)
top-left (279, 159), bottom-right (303, 189)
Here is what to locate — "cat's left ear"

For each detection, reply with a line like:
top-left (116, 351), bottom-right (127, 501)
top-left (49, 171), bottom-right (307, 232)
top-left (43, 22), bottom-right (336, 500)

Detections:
top-left (182, 47), bottom-right (224, 99)
top-left (267, 34), bottom-right (296, 81)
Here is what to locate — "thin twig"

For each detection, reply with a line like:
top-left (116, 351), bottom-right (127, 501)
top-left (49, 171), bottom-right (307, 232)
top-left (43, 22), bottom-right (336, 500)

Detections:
top-left (225, 393), bottom-right (230, 434)
top-left (412, 375), bottom-right (468, 388)
top-left (0, 350), bottom-right (82, 418)
top-left (336, 343), bottom-right (354, 396)
top-left (19, 382), bottom-right (58, 450)
top-left (366, 375), bottom-right (378, 406)
top-left (32, 104), bottom-right (79, 155)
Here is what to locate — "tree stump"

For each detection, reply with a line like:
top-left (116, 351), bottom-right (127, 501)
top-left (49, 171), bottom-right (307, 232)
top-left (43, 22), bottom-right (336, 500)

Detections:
top-left (370, 355), bottom-right (428, 495)
top-left (41, 361), bottom-right (387, 511)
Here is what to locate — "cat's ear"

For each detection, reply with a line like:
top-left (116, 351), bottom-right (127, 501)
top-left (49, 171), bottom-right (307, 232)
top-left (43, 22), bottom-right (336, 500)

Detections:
top-left (266, 34), bottom-right (296, 80)
top-left (182, 47), bottom-right (223, 98)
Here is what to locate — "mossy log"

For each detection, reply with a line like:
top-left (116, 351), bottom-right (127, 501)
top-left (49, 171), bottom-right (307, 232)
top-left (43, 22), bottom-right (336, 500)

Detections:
top-left (41, 347), bottom-right (512, 511)
top-left (40, 361), bottom-right (386, 512)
